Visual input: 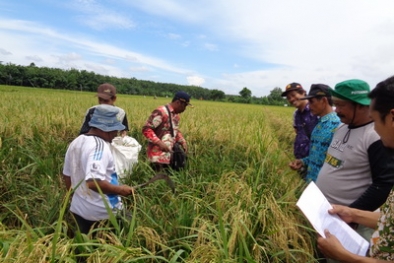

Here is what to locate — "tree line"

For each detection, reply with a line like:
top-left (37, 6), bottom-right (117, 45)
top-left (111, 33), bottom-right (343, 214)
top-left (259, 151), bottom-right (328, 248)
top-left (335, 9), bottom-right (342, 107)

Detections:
top-left (0, 62), bottom-right (287, 105)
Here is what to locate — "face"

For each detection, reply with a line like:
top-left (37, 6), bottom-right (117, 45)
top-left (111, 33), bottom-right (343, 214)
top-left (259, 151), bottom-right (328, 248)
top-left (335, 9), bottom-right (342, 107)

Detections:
top-left (308, 97), bottom-right (325, 117)
top-left (174, 100), bottom-right (188, 114)
top-left (369, 99), bottom-right (394, 149)
top-left (332, 98), bottom-right (356, 124)
top-left (286, 90), bottom-right (307, 109)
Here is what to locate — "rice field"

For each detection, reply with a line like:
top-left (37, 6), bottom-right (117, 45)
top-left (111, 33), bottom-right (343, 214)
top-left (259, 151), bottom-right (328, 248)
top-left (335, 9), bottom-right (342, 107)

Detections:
top-left (0, 85), bottom-right (318, 262)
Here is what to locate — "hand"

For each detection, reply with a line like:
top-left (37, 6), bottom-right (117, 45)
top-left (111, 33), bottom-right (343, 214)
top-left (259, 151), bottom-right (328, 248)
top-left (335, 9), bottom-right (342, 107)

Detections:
top-left (328, 205), bottom-right (354, 224)
top-left (317, 230), bottom-right (352, 261)
top-left (118, 185), bottom-right (134, 196)
top-left (157, 140), bottom-right (172, 152)
top-left (289, 159), bottom-right (303, 170)
top-left (181, 143), bottom-right (188, 154)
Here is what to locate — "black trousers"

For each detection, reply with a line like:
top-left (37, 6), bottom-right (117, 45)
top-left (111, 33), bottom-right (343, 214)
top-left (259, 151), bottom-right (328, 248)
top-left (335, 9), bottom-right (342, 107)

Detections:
top-left (72, 213), bottom-right (98, 235)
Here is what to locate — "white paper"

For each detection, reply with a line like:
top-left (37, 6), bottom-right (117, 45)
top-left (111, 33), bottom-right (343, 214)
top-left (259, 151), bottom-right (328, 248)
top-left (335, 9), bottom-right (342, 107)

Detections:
top-left (296, 182), bottom-right (370, 256)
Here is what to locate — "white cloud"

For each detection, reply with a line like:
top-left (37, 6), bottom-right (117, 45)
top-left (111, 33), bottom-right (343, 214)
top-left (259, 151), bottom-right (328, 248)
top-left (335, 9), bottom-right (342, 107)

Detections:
top-left (0, 48), bottom-right (12, 55)
top-left (25, 55), bottom-right (43, 62)
top-left (0, 19), bottom-right (191, 75)
top-left (3, 1), bottom-right (394, 97)
top-left (130, 66), bottom-right (150, 72)
top-left (168, 33), bottom-right (181, 40)
top-left (203, 43), bottom-right (218, 52)
top-left (69, 0), bottom-right (135, 30)
top-left (187, 76), bottom-right (205, 86)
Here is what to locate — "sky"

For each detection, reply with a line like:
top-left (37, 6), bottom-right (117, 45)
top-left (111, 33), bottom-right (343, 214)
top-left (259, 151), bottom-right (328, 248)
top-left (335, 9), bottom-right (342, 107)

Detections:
top-left (1, 0), bottom-right (394, 97)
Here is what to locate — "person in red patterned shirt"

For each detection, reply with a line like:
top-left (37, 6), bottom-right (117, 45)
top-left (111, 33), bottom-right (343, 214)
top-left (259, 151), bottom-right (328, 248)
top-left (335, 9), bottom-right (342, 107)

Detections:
top-left (142, 91), bottom-right (191, 172)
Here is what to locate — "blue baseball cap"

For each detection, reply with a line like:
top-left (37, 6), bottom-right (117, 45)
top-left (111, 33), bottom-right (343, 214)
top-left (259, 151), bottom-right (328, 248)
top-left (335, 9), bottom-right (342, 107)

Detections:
top-left (173, 91), bottom-right (192, 106)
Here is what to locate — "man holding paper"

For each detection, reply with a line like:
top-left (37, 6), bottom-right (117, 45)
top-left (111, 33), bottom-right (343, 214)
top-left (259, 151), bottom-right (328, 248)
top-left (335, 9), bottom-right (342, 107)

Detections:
top-left (318, 76), bottom-right (394, 262)
top-left (315, 79), bottom-right (394, 245)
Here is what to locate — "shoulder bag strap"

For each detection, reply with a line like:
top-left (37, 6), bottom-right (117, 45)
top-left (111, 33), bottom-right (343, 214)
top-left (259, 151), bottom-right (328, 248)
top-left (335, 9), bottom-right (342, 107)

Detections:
top-left (165, 105), bottom-right (175, 138)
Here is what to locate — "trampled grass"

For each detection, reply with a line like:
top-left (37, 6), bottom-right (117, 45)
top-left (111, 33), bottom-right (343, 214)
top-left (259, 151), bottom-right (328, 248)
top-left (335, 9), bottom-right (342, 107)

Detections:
top-left (0, 85), bottom-right (317, 262)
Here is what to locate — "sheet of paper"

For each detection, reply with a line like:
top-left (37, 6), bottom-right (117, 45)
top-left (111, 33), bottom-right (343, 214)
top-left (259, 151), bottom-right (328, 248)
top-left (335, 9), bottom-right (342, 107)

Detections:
top-left (296, 181), bottom-right (370, 256)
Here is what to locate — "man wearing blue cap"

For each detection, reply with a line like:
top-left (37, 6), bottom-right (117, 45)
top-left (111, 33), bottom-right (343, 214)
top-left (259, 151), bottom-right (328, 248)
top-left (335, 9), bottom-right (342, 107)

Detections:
top-left (63, 104), bottom-right (134, 235)
top-left (142, 91), bottom-right (191, 172)
top-left (315, 79), bottom-right (394, 262)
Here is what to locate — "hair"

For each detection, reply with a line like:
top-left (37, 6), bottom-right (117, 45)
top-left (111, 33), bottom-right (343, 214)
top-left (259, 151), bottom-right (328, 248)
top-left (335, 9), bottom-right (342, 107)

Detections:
top-left (296, 89), bottom-right (306, 95)
top-left (368, 75), bottom-right (394, 122)
top-left (315, 96), bottom-right (333, 106)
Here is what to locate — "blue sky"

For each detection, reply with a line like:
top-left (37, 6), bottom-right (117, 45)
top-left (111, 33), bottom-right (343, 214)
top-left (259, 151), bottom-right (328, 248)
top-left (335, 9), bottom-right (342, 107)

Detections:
top-left (1, 0), bottom-right (394, 96)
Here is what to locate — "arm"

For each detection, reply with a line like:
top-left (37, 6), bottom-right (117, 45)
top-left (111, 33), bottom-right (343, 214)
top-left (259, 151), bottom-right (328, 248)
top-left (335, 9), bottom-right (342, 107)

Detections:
top-left (349, 140), bottom-right (394, 211)
top-left (142, 109), bottom-right (171, 152)
top-left (86, 179), bottom-right (134, 197)
top-left (328, 205), bottom-right (380, 229)
top-left (175, 130), bottom-right (187, 153)
top-left (318, 230), bottom-right (388, 263)
top-left (62, 174), bottom-right (72, 191)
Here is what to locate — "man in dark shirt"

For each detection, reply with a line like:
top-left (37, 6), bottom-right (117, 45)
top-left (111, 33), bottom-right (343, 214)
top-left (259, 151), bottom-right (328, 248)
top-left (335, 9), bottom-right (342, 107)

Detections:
top-left (282, 82), bottom-right (318, 177)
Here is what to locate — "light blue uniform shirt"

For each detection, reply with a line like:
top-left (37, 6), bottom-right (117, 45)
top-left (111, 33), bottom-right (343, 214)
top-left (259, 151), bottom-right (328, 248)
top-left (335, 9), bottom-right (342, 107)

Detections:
top-left (302, 112), bottom-right (341, 182)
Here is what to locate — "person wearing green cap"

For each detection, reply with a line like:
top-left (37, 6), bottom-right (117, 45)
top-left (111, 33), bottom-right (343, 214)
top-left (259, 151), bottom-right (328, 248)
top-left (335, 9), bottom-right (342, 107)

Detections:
top-left (317, 75), bottom-right (394, 262)
top-left (315, 79), bottom-right (394, 262)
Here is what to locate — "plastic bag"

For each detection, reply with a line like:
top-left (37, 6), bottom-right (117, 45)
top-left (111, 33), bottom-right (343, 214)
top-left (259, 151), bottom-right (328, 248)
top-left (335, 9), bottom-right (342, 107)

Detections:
top-left (111, 136), bottom-right (141, 179)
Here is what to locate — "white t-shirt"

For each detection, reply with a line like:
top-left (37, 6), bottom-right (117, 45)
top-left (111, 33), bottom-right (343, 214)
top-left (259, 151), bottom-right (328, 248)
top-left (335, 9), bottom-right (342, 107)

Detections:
top-left (63, 134), bottom-right (122, 221)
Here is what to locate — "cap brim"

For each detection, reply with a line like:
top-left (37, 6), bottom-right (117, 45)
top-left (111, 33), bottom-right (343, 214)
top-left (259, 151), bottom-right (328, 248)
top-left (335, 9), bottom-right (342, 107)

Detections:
top-left (300, 95), bottom-right (327, 100)
top-left (299, 95), bottom-right (314, 100)
top-left (97, 93), bottom-right (112, 100)
top-left (90, 123), bottom-right (125, 132)
top-left (281, 87), bottom-right (303, 97)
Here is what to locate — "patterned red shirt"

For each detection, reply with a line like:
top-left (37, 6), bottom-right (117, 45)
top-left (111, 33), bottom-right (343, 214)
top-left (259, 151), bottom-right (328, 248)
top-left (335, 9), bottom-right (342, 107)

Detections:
top-left (142, 104), bottom-right (186, 164)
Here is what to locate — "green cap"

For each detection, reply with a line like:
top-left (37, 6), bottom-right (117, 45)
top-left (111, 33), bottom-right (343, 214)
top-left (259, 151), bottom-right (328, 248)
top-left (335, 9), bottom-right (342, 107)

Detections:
top-left (330, 79), bottom-right (371, 106)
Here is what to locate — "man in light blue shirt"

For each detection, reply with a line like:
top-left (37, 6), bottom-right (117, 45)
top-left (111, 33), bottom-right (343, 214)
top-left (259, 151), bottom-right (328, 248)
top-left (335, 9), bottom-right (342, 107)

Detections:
top-left (289, 84), bottom-right (341, 182)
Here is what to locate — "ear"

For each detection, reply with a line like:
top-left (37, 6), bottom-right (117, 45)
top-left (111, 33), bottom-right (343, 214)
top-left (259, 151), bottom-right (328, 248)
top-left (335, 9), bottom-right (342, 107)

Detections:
top-left (390, 109), bottom-right (394, 126)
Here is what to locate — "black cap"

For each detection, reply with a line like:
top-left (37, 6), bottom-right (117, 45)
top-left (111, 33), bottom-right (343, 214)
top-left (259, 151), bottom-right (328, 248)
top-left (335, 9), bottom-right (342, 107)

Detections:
top-left (173, 91), bottom-right (192, 106)
top-left (300, 84), bottom-right (331, 100)
top-left (281, 82), bottom-right (304, 97)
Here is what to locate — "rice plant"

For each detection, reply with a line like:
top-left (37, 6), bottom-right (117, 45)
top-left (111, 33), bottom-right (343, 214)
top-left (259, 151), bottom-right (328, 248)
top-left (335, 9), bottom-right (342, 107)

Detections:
top-left (0, 85), bottom-right (318, 262)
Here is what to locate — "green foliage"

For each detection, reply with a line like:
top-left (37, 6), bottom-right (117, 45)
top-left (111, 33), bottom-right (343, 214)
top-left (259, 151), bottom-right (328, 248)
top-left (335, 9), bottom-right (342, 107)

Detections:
top-left (239, 87), bottom-right (252, 100)
top-left (0, 63), bottom-right (290, 106)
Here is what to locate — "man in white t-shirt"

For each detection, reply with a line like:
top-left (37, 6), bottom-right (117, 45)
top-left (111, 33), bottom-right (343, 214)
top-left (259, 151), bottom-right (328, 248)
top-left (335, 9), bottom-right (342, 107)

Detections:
top-left (63, 104), bottom-right (134, 234)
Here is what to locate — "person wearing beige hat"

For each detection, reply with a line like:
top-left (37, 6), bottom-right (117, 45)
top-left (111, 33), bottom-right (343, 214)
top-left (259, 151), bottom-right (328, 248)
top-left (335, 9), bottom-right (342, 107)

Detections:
top-left (79, 83), bottom-right (129, 136)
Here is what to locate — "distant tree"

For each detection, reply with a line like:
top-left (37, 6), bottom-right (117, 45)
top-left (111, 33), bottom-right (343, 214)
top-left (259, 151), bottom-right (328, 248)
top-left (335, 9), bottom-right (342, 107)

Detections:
top-left (239, 87), bottom-right (252, 99)
top-left (267, 87), bottom-right (286, 105)
top-left (210, 89), bottom-right (225, 101)
top-left (267, 87), bottom-right (282, 100)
